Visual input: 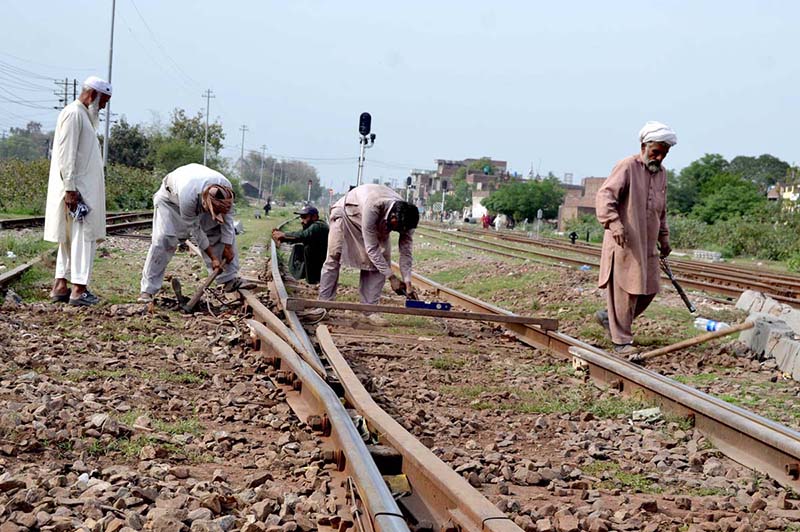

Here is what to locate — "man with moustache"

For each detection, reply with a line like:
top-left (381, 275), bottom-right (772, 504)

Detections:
top-left (43, 76), bottom-right (112, 306)
top-left (595, 121), bottom-right (677, 354)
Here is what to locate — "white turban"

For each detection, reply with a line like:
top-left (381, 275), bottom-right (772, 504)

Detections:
top-left (83, 76), bottom-right (112, 96)
top-left (639, 121), bottom-right (677, 146)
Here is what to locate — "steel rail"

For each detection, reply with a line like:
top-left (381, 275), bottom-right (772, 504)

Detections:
top-left (246, 320), bottom-right (409, 532)
top-left (419, 226), bottom-right (800, 306)
top-left (317, 325), bottom-right (523, 532)
top-left (394, 265), bottom-right (800, 490)
top-left (449, 224), bottom-right (800, 295)
top-left (0, 215), bottom-right (155, 288)
top-left (0, 210), bottom-right (151, 230)
top-left (269, 240), bottom-right (326, 376)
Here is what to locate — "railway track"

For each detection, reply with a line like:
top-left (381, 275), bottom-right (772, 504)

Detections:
top-left (0, 210), bottom-right (151, 230)
top-left (240, 241), bottom-right (524, 532)
top-left (0, 212), bottom-right (153, 288)
top-left (419, 224), bottom-right (800, 307)
top-left (250, 226), bottom-right (800, 529)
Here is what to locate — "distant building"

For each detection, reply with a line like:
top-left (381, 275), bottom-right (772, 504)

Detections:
top-left (241, 182), bottom-right (260, 198)
top-left (413, 157), bottom-right (513, 215)
top-left (769, 183), bottom-right (800, 212)
top-left (557, 177), bottom-right (606, 230)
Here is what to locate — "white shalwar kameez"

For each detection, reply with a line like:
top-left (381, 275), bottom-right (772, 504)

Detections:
top-left (140, 164), bottom-right (238, 295)
top-left (43, 100), bottom-right (107, 285)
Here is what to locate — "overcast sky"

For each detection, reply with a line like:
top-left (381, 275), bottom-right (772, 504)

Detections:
top-left (2, 1), bottom-right (798, 192)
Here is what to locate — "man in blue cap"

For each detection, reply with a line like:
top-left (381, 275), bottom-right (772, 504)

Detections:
top-left (272, 205), bottom-right (329, 284)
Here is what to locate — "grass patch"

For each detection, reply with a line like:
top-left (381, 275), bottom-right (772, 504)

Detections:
top-left (156, 370), bottom-right (206, 384)
top-left (441, 383), bottom-right (649, 419)
top-left (66, 369), bottom-right (126, 382)
top-left (0, 232), bottom-right (55, 262)
top-left (428, 356), bottom-right (465, 370)
top-left (584, 460), bottom-right (662, 493)
top-left (11, 263), bottom-right (52, 301)
top-left (672, 373), bottom-right (718, 386)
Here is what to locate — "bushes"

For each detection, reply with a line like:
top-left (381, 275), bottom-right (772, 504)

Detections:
top-left (0, 158), bottom-right (160, 214)
top-left (564, 214), bottom-right (604, 243)
top-left (666, 215), bottom-right (708, 250)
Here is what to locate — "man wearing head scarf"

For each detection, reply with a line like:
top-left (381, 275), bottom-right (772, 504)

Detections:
top-left (43, 76), bottom-right (112, 306)
top-left (319, 183), bottom-right (420, 326)
top-left (137, 163), bottom-right (252, 303)
top-left (595, 121), bottom-right (677, 354)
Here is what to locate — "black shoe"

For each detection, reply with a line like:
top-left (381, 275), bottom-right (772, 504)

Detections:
top-left (50, 292), bottom-right (70, 303)
top-left (69, 290), bottom-right (100, 306)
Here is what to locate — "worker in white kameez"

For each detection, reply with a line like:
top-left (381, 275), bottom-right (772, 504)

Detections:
top-left (137, 163), bottom-right (253, 304)
top-left (318, 184), bottom-right (419, 326)
top-left (43, 76), bottom-right (111, 306)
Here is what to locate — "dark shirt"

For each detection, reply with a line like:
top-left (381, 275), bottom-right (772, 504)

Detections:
top-left (283, 220), bottom-right (329, 284)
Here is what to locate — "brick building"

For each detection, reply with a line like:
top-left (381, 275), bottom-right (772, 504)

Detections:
top-left (557, 177), bottom-right (606, 230)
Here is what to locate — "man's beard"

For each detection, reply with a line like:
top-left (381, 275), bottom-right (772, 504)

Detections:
top-left (644, 158), bottom-right (662, 173)
top-left (87, 94), bottom-right (101, 129)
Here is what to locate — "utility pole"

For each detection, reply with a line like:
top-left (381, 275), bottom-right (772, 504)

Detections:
top-left (270, 158), bottom-right (277, 197)
top-left (72, 79), bottom-right (77, 102)
top-left (238, 125), bottom-right (249, 177)
top-left (53, 78), bottom-right (68, 109)
top-left (307, 179), bottom-right (312, 203)
top-left (201, 89), bottom-right (215, 165)
top-left (103, 0), bottom-right (116, 167)
top-left (258, 144), bottom-right (267, 199)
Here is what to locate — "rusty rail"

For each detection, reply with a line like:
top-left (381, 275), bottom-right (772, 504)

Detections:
top-left (395, 265), bottom-right (800, 490)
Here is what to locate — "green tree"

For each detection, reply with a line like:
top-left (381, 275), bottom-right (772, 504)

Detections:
top-left (481, 177), bottom-right (564, 221)
top-left (668, 153), bottom-right (729, 214)
top-left (276, 183), bottom-right (302, 202)
top-left (108, 117), bottom-right (152, 169)
top-left (154, 139), bottom-right (203, 173)
top-left (168, 108), bottom-right (225, 156)
top-left (690, 173), bottom-right (766, 224)
top-left (0, 121), bottom-right (51, 161)
top-left (728, 154), bottom-right (790, 191)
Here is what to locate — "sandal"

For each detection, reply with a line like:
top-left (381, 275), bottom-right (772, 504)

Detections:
top-left (50, 292), bottom-right (70, 303)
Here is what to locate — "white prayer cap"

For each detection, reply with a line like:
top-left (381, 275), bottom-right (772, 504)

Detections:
top-left (638, 121), bottom-right (677, 146)
top-left (83, 76), bottom-right (112, 96)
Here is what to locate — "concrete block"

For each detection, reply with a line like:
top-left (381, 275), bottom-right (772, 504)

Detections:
top-left (760, 297), bottom-right (783, 316)
top-left (735, 290), bottom-right (764, 313)
top-left (777, 308), bottom-right (800, 336)
top-left (772, 337), bottom-right (800, 369)
top-left (738, 314), bottom-right (794, 357)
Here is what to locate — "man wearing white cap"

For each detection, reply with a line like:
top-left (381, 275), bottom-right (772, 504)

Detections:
top-left (137, 163), bottom-right (253, 304)
top-left (44, 76), bottom-right (112, 306)
top-left (595, 121), bottom-right (677, 354)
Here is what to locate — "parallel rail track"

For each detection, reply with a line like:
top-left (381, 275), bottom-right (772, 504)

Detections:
top-left (392, 263), bottom-right (800, 491)
top-left (0, 210), bottom-right (151, 230)
top-left (0, 213), bottom-right (154, 288)
top-left (419, 224), bottom-right (800, 307)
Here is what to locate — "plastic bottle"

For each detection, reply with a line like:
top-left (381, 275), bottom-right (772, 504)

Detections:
top-left (694, 317), bottom-right (730, 332)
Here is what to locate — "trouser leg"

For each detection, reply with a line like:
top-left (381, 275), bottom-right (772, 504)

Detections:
top-left (140, 234), bottom-right (179, 295)
top-left (359, 269), bottom-right (386, 305)
top-left (318, 216), bottom-right (344, 301)
top-left (66, 217), bottom-right (96, 286)
top-left (607, 269), bottom-right (637, 345)
top-left (633, 293), bottom-right (656, 319)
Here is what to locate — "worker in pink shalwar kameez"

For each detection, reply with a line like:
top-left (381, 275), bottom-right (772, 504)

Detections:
top-left (595, 121), bottom-right (677, 355)
top-left (319, 184), bottom-right (420, 326)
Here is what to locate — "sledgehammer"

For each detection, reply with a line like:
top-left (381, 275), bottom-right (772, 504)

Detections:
top-left (179, 259), bottom-right (228, 313)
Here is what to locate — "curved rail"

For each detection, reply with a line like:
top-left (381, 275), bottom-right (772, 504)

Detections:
top-left (395, 264), bottom-right (800, 490)
top-left (268, 239), bottom-right (326, 376)
top-left (246, 319), bottom-right (409, 532)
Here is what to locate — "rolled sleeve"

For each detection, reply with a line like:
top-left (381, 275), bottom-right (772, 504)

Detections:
top-left (398, 229), bottom-right (413, 283)
top-left (220, 212), bottom-right (235, 245)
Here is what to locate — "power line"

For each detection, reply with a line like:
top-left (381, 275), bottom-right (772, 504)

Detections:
top-left (128, 0), bottom-right (201, 89)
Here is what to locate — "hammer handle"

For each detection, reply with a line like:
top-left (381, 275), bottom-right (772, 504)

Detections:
top-left (185, 259), bottom-right (227, 311)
